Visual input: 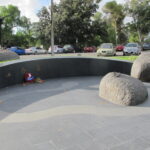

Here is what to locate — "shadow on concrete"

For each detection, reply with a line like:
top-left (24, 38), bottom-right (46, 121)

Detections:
top-left (0, 76), bottom-right (150, 122)
top-left (137, 83), bottom-right (150, 107)
top-left (0, 76), bottom-right (101, 121)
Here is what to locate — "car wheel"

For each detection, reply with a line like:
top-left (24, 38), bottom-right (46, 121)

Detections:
top-left (123, 52), bottom-right (125, 56)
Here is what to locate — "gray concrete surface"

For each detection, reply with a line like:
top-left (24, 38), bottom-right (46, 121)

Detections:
top-left (0, 76), bottom-right (150, 150)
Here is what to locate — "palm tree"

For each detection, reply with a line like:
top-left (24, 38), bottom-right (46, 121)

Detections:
top-left (103, 1), bottom-right (125, 45)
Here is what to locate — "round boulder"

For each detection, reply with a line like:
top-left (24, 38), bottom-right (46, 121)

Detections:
top-left (131, 53), bottom-right (150, 82)
top-left (0, 50), bottom-right (19, 61)
top-left (99, 72), bottom-right (148, 106)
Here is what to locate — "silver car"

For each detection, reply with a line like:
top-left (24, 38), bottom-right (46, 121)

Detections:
top-left (123, 43), bottom-right (141, 55)
top-left (48, 45), bottom-right (64, 53)
top-left (36, 47), bottom-right (47, 54)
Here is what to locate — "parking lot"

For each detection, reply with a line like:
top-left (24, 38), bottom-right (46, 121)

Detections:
top-left (19, 50), bottom-right (150, 60)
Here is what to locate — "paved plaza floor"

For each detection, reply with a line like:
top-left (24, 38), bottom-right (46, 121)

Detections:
top-left (0, 76), bottom-right (150, 150)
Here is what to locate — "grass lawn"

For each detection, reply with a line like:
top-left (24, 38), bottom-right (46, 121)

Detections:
top-left (111, 56), bottom-right (138, 61)
top-left (55, 53), bottom-right (138, 61)
top-left (0, 54), bottom-right (138, 63)
top-left (0, 59), bottom-right (17, 63)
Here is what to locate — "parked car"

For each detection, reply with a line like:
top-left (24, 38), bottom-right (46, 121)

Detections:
top-left (63, 44), bottom-right (75, 53)
top-left (25, 47), bottom-right (37, 54)
top-left (36, 47), bottom-right (47, 54)
top-left (97, 43), bottom-right (116, 56)
top-left (123, 43), bottom-right (141, 55)
top-left (84, 46), bottom-right (97, 52)
top-left (9, 47), bottom-right (25, 55)
top-left (115, 45), bottom-right (124, 51)
top-left (143, 43), bottom-right (150, 50)
top-left (25, 47), bottom-right (47, 54)
top-left (48, 45), bottom-right (64, 53)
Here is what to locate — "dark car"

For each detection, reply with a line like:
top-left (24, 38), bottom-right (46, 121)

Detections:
top-left (63, 45), bottom-right (75, 53)
top-left (84, 46), bottom-right (97, 52)
top-left (143, 43), bottom-right (150, 50)
top-left (9, 47), bottom-right (25, 55)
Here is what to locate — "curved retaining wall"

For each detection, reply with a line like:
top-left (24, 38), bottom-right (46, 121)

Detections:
top-left (0, 57), bottom-right (132, 89)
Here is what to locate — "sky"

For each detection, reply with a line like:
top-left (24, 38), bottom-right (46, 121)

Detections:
top-left (0, 0), bottom-right (126, 22)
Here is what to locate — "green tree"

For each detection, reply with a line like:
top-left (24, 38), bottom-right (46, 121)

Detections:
top-left (90, 12), bottom-right (109, 46)
top-left (103, 1), bottom-right (126, 44)
top-left (126, 0), bottom-right (150, 43)
top-left (0, 5), bottom-right (21, 46)
top-left (37, 0), bottom-right (109, 50)
top-left (37, 7), bottom-right (51, 49)
top-left (19, 16), bottom-right (36, 47)
top-left (0, 5), bottom-right (36, 48)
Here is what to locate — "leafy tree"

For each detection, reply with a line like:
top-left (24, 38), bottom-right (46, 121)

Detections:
top-left (19, 16), bottom-right (36, 47)
top-left (37, 0), bottom-right (110, 50)
top-left (103, 1), bottom-right (126, 44)
top-left (90, 12), bottom-right (109, 46)
top-left (106, 23), bottom-right (116, 44)
top-left (37, 7), bottom-right (51, 49)
top-left (126, 0), bottom-right (150, 43)
top-left (128, 32), bottom-right (139, 43)
top-left (0, 5), bottom-right (36, 48)
top-left (0, 5), bottom-right (21, 46)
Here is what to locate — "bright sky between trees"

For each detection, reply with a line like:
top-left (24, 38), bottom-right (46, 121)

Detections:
top-left (0, 0), bottom-right (126, 22)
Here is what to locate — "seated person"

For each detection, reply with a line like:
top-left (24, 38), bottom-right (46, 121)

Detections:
top-left (23, 72), bottom-right (44, 84)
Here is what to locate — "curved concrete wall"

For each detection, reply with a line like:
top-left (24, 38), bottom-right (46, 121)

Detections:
top-left (0, 57), bottom-right (132, 89)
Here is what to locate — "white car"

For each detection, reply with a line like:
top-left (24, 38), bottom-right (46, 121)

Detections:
top-left (123, 43), bottom-right (141, 55)
top-left (25, 47), bottom-right (37, 54)
top-left (25, 47), bottom-right (47, 55)
top-left (36, 47), bottom-right (47, 54)
top-left (48, 45), bottom-right (64, 54)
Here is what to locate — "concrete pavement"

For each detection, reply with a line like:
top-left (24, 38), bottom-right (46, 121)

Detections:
top-left (0, 77), bottom-right (150, 150)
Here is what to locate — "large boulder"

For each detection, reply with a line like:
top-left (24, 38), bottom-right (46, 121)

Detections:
top-left (0, 50), bottom-right (19, 61)
top-left (131, 53), bottom-right (150, 82)
top-left (99, 72), bottom-right (148, 106)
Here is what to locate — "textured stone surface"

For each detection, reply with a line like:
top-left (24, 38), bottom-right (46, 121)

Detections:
top-left (99, 72), bottom-right (148, 106)
top-left (0, 50), bottom-right (19, 61)
top-left (131, 53), bottom-right (150, 82)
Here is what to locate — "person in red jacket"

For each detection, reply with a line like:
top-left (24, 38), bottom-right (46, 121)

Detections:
top-left (23, 72), bottom-right (44, 85)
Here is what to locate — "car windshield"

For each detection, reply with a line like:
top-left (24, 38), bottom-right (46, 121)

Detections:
top-left (64, 45), bottom-right (71, 48)
top-left (11, 47), bottom-right (17, 49)
top-left (100, 44), bottom-right (113, 49)
top-left (126, 43), bottom-right (137, 47)
top-left (18, 47), bottom-right (23, 49)
top-left (144, 43), bottom-right (150, 46)
top-left (36, 47), bottom-right (42, 50)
